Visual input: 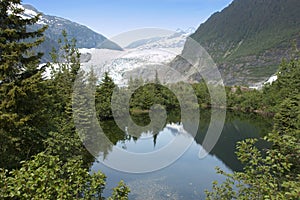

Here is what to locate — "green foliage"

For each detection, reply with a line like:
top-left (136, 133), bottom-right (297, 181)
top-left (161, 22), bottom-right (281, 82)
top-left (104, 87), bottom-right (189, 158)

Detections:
top-left (0, 0), bottom-right (47, 82)
top-left (206, 59), bottom-right (300, 199)
top-left (128, 77), bottom-right (181, 111)
top-left (42, 30), bottom-right (92, 162)
top-left (223, 56), bottom-right (300, 115)
top-left (192, 0), bottom-right (300, 59)
top-left (0, 152), bottom-right (106, 199)
top-left (108, 181), bottom-right (130, 200)
top-left (48, 29), bottom-right (81, 122)
top-left (262, 58), bottom-right (300, 112)
top-left (206, 130), bottom-right (299, 199)
top-left (0, 0), bottom-right (51, 168)
top-left (190, 0), bottom-right (300, 84)
top-left (226, 87), bottom-right (265, 112)
top-left (0, 3), bottom-right (130, 197)
top-left (95, 72), bottom-right (116, 120)
top-left (43, 35), bottom-right (130, 198)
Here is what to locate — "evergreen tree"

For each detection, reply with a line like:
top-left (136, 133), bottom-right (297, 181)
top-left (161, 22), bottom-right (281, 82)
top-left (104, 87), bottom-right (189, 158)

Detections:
top-left (49, 30), bottom-right (81, 123)
top-left (45, 30), bottom-right (91, 163)
top-left (262, 57), bottom-right (300, 112)
top-left (0, 0), bottom-right (47, 83)
top-left (0, 0), bottom-right (49, 168)
top-left (95, 72), bottom-right (116, 120)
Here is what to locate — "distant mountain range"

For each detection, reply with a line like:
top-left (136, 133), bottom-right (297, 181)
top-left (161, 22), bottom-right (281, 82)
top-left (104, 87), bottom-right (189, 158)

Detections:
top-left (171, 0), bottom-right (300, 85)
top-left (21, 5), bottom-right (122, 62)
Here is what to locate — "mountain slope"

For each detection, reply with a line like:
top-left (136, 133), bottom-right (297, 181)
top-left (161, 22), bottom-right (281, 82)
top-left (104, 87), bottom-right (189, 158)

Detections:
top-left (22, 5), bottom-right (122, 62)
top-left (173, 0), bottom-right (300, 85)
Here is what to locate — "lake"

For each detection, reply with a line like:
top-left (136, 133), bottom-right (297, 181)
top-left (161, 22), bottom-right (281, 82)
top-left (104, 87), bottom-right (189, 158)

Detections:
top-left (90, 110), bottom-right (272, 199)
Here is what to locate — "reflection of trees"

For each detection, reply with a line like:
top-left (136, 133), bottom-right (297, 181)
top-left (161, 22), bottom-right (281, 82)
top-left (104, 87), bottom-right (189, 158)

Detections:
top-left (224, 111), bottom-right (273, 136)
top-left (90, 108), bottom-right (271, 172)
top-left (127, 108), bottom-right (167, 140)
top-left (87, 110), bottom-right (168, 159)
top-left (94, 110), bottom-right (179, 156)
top-left (193, 110), bottom-right (272, 171)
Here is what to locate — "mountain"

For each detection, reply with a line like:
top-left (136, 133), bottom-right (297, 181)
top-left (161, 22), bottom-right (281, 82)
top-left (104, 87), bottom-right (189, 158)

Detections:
top-left (125, 27), bottom-right (195, 49)
top-left (22, 5), bottom-right (122, 62)
top-left (171, 0), bottom-right (300, 85)
top-left (80, 29), bottom-right (194, 86)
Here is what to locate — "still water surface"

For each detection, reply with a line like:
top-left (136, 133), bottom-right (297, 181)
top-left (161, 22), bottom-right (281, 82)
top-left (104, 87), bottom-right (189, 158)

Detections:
top-left (91, 110), bottom-right (272, 199)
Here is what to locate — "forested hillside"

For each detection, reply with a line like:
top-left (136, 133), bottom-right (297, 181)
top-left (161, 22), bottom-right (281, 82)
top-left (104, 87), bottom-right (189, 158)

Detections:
top-left (177, 0), bottom-right (300, 85)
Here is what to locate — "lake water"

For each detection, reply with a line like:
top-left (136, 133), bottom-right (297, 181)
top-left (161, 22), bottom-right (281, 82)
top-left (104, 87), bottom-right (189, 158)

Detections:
top-left (90, 110), bottom-right (272, 200)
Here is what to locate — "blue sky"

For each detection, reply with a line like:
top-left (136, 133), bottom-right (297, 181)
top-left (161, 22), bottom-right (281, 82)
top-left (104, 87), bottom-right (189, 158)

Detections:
top-left (22, 0), bottom-right (233, 37)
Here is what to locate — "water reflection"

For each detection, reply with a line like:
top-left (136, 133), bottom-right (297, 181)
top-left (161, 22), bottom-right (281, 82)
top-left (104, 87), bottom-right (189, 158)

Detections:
top-left (91, 110), bottom-right (272, 199)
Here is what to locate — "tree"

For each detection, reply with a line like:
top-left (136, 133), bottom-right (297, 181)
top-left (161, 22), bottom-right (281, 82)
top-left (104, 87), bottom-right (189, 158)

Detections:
top-left (45, 31), bottom-right (95, 164)
top-left (262, 57), bottom-right (300, 113)
top-left (95, 72), bottom-right (116, 120)
top-left (0, 152), bottom-right (130, 199)
top-left (0, 5), bottom-right (131, 197)
top-left (48, 30), bottom-right (81, 123)
top-left (0, 0), bottom-right (49, 168)
top-left (108, 181), bottom-right (130, 200)
top-left (0, 0), bottom-right (47, 83)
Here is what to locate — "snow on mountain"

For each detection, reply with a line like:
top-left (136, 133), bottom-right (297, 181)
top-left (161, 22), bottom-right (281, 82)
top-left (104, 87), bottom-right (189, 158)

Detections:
top-left (175, 27), bottom-right (196, 35)
top-left (265, 75), bottom-right (278, 85)
top-left (185, 27), bottom-right (196, 35)
top-left (249, 74), bottom-right (278, 90)
top-left (21, 7), bottom-right (38, 18)
top-left (15, 4), bottom-right (122, 62)
top-left (126, 28), bottom-right (195, 50)
top-left (13, 4), bottom-right (193, 84)
top-left (16, 4), bottom-right (48, 24)
top-left (80, 29), bottom-right (194, 86)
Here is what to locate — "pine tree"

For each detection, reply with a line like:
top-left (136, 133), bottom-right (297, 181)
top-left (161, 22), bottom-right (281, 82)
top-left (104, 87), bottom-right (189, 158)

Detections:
top-left (44, 30), bottom-right (92, 162)
top-left (48, 30), bottom-right (81, 125)
top-left (0, 0), bottom-right (48, 168)
top-left (0, 0), bottom-right (47, 83)
top-left (95, 72), bottom-right (116, 120)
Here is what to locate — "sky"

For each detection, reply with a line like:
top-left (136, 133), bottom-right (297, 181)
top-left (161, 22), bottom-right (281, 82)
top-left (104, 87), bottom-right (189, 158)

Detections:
top-left (22, 0), bottom-right (233, 38)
